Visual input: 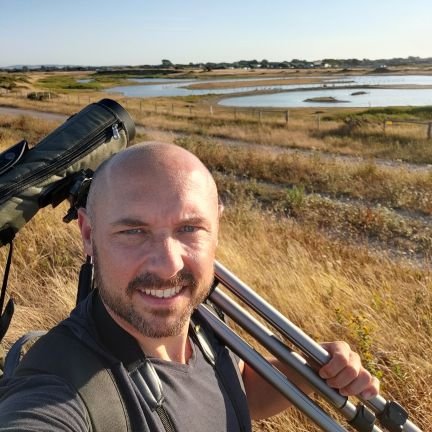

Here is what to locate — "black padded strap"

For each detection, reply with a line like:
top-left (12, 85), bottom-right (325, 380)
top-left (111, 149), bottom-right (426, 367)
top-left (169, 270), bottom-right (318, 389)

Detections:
top-left (15, 326), bottom-right (130, 432)
top-left (0, 240), bottom-right (15, 342)
top-left (190, 315), bottom-right (216, 366)
top-left (3, 330), bottom-right (47, 378)
top-left (129, 358), bottom-right (176, 432)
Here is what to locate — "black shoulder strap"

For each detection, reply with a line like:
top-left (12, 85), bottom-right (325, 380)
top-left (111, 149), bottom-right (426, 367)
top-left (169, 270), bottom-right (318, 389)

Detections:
top-left (189, 299), bottom-right (227, 365)
top-left (14, 326), bottom-right (177, 432)
top-left (15, 326), bottom-right (130, 432)
top-left (190, 314), bottom-right (216, 366)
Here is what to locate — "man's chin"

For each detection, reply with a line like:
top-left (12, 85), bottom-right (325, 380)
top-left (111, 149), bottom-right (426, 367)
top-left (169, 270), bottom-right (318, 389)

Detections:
top-left (125, 306), bottom-right (192, 338)
top-left (133, 317), bottom-right (189, 338)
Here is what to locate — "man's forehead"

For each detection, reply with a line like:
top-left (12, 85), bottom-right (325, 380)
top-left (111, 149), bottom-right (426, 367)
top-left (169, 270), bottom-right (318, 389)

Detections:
top-left (106, 165), bottom-right (210, 194)
top-left (101, 175), bottom-right (217, 228)
top-left (87, 143), bottom-right (218, 219)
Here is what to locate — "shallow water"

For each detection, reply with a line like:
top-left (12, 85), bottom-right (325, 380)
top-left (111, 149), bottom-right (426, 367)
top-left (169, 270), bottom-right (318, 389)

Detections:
top-left (105, 75), bottom-right (432, 107)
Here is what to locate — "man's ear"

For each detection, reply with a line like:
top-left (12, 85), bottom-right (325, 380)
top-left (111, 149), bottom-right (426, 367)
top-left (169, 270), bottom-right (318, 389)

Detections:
top-left (77, 208), bottom-right (93, 256)
top-left (218, 202), bottom-right (225, 218)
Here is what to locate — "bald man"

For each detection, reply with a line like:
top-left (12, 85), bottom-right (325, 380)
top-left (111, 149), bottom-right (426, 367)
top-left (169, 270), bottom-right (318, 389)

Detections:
top-left (0, 143), bottom-right (378, 431)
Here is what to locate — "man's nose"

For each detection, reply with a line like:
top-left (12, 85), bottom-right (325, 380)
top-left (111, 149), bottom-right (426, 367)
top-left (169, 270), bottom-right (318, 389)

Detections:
top-left (146, 237), bottom-right (184, 280)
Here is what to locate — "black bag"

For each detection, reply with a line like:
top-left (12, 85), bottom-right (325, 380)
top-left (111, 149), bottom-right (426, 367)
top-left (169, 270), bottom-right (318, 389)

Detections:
top-left (0, 98), bottom-right (135, 246)
top-left (0, 98), bottom-right (136, 341)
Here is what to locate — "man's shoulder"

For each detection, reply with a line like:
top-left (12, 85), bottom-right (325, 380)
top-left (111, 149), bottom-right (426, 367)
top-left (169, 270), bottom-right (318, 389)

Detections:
top-left (0, 372), bottom-right (90, 431)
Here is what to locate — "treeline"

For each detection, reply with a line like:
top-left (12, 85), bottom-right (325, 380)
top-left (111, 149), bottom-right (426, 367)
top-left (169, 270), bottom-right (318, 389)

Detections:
top-left (2, 56), bottom-right (432, 73)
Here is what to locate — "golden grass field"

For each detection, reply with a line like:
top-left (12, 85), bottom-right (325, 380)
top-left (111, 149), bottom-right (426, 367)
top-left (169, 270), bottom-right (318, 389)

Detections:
top-left (0, 71), bottom-right (431, 431)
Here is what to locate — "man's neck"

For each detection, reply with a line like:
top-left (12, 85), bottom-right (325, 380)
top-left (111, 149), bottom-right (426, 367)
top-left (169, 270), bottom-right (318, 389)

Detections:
top-left (103, 304), bottom-right (192, 364)
top-left (137, 333), bottom-right (193, 364)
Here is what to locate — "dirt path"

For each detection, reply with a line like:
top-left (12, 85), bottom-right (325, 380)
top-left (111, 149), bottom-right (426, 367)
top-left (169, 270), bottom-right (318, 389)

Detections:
top-left (202, 134), bottom-right (432, 173)
top-left (0, 106), bottom-right (67, 122)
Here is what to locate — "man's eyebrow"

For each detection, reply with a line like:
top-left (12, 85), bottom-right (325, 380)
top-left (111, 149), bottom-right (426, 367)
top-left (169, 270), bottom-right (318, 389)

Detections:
top-left (179, 217), bottom-right (207, 225)
top-left (109, 216), bottom-right (208, 228)
top-left (109, 218), bottom-right (149, 228)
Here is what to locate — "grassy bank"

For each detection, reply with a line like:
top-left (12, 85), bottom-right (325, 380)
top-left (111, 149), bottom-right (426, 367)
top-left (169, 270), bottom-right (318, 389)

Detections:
top-left (0, 74), bottom-right (30, 91)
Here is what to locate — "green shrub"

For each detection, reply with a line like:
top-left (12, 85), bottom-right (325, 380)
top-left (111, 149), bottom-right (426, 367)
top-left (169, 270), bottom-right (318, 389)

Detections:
top-left (27, 91), bottom-right (57, 101)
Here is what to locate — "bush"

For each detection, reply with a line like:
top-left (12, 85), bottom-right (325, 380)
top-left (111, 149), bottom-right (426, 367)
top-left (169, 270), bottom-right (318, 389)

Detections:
top-left (27, 92), bottom-right (57, 101)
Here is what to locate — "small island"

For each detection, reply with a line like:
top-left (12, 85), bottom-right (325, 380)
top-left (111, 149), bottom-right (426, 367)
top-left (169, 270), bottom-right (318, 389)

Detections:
top-left (303, 96), bottom-right (349, 103)
top-left (351, 91), bottom-right (368, 96)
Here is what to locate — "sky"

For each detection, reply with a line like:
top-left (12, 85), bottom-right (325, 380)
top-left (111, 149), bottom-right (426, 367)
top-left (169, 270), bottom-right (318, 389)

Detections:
top-left (1, 0), bottom-right (431, 67)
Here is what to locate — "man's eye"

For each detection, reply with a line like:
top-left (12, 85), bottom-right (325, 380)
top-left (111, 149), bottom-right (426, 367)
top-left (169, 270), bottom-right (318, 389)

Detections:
top-left (180, 225), bottom-right (197, 233)
top-left (122, 228), bottom-right (144, 235)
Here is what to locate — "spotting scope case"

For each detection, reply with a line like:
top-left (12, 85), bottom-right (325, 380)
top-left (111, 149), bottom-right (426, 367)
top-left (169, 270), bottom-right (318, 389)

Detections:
top-left (0, 98), bottom-right (136, 247)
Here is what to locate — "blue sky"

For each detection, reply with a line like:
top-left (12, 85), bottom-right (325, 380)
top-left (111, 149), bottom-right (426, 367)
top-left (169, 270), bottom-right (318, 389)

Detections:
top-left (1, 0), bottom-right (431, 67)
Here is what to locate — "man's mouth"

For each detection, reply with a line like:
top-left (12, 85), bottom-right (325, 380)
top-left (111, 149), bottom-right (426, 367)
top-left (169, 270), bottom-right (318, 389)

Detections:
top-left (139, 286), bottom-right (184, 299)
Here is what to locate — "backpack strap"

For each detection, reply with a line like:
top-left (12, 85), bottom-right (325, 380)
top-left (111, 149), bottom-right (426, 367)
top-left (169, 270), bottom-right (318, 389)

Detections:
top-left (189, 315), bottom-right (216, 366)
top-left (0, 240), bottom-right (15, 343)
top-left (3, 330), bottom-right (47, 378)
top-left (13, 325), bottom-right (177, 432)
top-left (129, 360), bottom-right (177, 432)
top-left (14, 326), bottom-right (130, 432)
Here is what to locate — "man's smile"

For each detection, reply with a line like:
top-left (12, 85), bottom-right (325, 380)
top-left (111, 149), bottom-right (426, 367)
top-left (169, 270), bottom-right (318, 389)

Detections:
top-left (138, 286), bottom-right (184, 299)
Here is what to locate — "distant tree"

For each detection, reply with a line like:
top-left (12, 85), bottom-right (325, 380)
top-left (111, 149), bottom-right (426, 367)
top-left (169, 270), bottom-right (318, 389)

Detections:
top-left (161, 59), bottom-right (173, 67)
top-left (347, 58), bottom-right (361, 66)
top-left (322, 58), bottom-right (340, 67)
top-left (261, 59), bottom-right (269, 68)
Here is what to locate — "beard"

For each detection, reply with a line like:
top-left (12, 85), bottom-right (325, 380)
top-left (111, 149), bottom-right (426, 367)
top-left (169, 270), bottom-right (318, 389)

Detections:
top-left (93, 247), bottom-right (212, 338)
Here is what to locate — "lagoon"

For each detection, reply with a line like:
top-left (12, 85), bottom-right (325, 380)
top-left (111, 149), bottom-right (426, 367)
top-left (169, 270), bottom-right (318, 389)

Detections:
top-left (219, 87), bottom-right (432, 108)
top-left (105, 75), bottom-right (432, 108)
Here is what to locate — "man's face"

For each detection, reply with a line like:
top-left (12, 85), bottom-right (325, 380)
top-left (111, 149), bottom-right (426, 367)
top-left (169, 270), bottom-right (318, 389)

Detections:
top-left (81, 165), bottom-right (219, 338)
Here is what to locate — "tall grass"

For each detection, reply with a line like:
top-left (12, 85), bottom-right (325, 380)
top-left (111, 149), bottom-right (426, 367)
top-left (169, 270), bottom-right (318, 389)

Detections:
top-left (0, 92), bottom-right (430, 431)
top-left (0, 115), bottom-right (62, 149)
top-left (1, 193), bottom-right (430, 431)
top-left (177, 136), bottom-right (432, 215)
top-left (213, 172), bottom-right (432, 257)
top-left (0, 204), bottom-right (82, 343)
top-left (219, 201), bottom-right (431, 431)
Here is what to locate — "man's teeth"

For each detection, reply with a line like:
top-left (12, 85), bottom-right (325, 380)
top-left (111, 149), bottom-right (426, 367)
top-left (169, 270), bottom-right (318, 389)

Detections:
top-left (142, 286), bottom-right (183, 298)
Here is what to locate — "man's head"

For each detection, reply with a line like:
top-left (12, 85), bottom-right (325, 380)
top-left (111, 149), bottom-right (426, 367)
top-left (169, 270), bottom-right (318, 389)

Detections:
top-left (78, 142), bottom-right (221, 339)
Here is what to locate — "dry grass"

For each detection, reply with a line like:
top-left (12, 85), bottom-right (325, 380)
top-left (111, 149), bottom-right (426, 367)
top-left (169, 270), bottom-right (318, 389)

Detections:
top-left (0, 204), bottom-right (82, 344)
top-left (219, 202), bottom-right (431, 431)
top-left (177, 136), bottom-right (432, 215)
top-left (0, 115), bottom-right (62, 149)
top-left (3, 89), bottom-right (432, 164)
top-left (213, 173), bottom-right (432, 259)
top-left (0, 92), bottom-right (431, 431)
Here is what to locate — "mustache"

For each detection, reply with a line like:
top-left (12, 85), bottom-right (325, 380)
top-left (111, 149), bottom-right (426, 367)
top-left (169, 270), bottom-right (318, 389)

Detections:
top-left (126, 270), bottom-right (197, 294)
